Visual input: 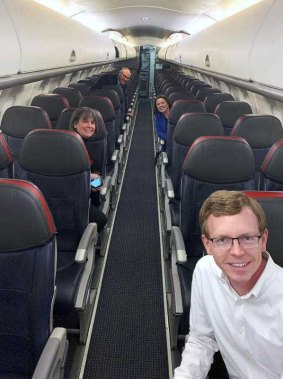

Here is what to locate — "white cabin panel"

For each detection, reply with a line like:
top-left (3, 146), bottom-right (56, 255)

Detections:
top-left (4, 0), bottom-right (115, 73)
top-left (0, 1), bottom-right (21, 77)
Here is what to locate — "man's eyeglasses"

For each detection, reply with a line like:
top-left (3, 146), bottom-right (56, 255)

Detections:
top-left (209, 235), bottom-right (262, 249)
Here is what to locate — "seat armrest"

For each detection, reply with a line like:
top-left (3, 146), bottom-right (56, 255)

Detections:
top-left (159, 151), bottom-right (168, 165)
top-left (32, 328), bottom-right (68, 379)
top-left (110, 162), bottom-right (118, 187)
top-left (75, 223), bottom-right (98, 263)
top-left (100, 176), bottom-right (111, 197)
top-left (164, 178), bottom-right (175, 199)
top-left (171, 226), bottom-right (187, 263)
top-left (111, 149), bottom-right (119, 162)
top-left (122, 122), bottom-right (127, 131)
top-left (117, 134), bottom-right (123, 144)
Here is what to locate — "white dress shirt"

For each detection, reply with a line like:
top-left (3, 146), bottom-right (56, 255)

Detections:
top-left (174, 253), bottom-right (283, 379)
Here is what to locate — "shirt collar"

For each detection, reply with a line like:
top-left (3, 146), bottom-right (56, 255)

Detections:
top-left (216, 251), bottom-right (275, 299)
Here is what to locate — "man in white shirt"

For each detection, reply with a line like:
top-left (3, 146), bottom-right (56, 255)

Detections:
top-left (174, 190), bottom-right (283, 379)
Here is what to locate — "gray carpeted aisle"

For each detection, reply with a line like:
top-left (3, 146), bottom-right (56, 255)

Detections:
top-left (83, 99), bottom-right (169, 378)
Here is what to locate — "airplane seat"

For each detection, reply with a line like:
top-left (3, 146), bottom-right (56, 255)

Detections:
top-left (214, 100), bottom-right (253, 135)
top-left (16, 129), bottom-right (98, 343)
top-left (231, 114), bottom-right (283, 186)
top-left (52, 87), bottom-right (82, 108)
top-left (185, 79), bottom-right (205, 93)
top-left (190, 83), bottom-right (211, 96)
top-left (0, 178), bottom-right (67, 379)
top-left (164, 86), bottom-right (184, 97)
top-left (0, 133), bottom-right (13, 178)
top-left (101, 85), bottom-right (126, 126)
top-left (195, 87), bottom-right (221, 101)
top-left (55, 108), bottom-right (76, 130)
top-left (168, 136), bottom-right (256, 348)
top-left (260, 139), bottom-right (283, 191)
top-left (69, 82), bottom-right (92, 97)
top-left (164, 99), bottom-right (206, 172)
top-left (245, 191), bottom-right (283, 267)
top-left (91, 89), bottom-right (122, 140)
top-left (168, 92), bottom-right (195, 104)
top-left (78, 96), bottom-right (117, 171)
top-left (1, 105), bottom-right (52, 175)
top-left (204, 92), bottom-right (235, 113)
top-left (31, 94), bottom-right (70, 128)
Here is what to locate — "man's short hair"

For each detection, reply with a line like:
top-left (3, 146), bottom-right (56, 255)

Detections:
top-left (199, 190), bottom-right (267, 237)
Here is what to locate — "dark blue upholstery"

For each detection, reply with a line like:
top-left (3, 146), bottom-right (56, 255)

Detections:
top-left (52, 87), bottom-right (82, 108)
top-left (214, 100), bottom-right (253, 135)
top-left (0, 133), bottom-right (13, 178)
top-left (16, 129), bottom-right (92, 332)
top-left (101, 85), bottom-right (125, 126)
top-left (69, 82), bottom-right (92, 96)
top-left (260, 139), bottom-right (283, 191)
top-left (190, 83), bottom-right (211, 96)
top-left (231, 114), bottom-right (283, 173)
top-left (195, 87), bottom-right (221, 101)
top-left (0, 179), bottom-right (56, 378)
top-left (245, 191), bottom-right (283, 267)
top-left (204, 92), bottom-right (235, 113)
top-left (166, 99), bottom-right (206, 171)
top-left (79, 96), bottom-right (116, 169)
top-left (168, 92), bottom-right (195, 104)
top-left (31, 94), bottom-right (70, 128)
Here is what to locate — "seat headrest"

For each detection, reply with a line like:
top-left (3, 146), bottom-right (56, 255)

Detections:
top-left (174, 113), bottom-right (224, 146)
top-left (204, 93), bottom-right (235, 113)
top-left (1, 106), bottom-right (51, 138)
top-left (52, 87), bottom-right (82, 108)
top-left (69, 82), bottom-right (91, 96)
top-left (31, 94), bottom-right (70, 120)
top-left (102, 85), bottom-right (125, 102)
top-left (91, 89), bottom-right (120, 110)
top-left (19, 129), bottom-right (90, 175)
top-left (168, 92), bottom-right (195, 104)
top-left (261, 140), bottom-right (283, 181)
top-left (168, 100), bottom-right (206, 125)
top-left (79, 96), bottom-right (115, 121)
top-left (231, 114), bottom-right (283, 148)
top-left (215, 101), bottom-right (253, 127)
top-left (0, 133), bottom-right (12, 169)
top-left (0, 179), bottom-right (55, 252)
top-left (183, 136), bottom-right (255, 182)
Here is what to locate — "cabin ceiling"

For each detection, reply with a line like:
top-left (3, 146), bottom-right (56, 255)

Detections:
top-left (41, 0), bottom-right (263, 47)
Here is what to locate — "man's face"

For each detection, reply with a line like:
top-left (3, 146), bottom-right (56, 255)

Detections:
top-left (119, 69), bottom-right (131, 85)
top-left (202, 206), bottom-right (268, 295)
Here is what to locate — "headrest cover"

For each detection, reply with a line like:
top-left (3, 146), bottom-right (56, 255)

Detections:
top-left (174, 113), bottom-right (224, 146)
top-left (79, 96), bottom-right (115, 121)
top-left (53, 87), bottom-right (82, 108)
top-left (69, 83), bottom-right (91, 96)
top-left (0, 133), bottom-right (12, 169)
top-left (261, 140), bottom-right (283, 181)
top-left (168, 92), bottom-right (195, 104)
top-left (215, 101), bottom-right (253, 127)
top-left (91, 89), bottom-right (120, 109)
top-left (204, 93), bottom-right (235, 113)
top-left (183, 136), bottom-right (255, 182)
top-left (19, 129), bottom-right (90, 175)
top-left (102, 85), bottom-right (125, 102)
top-left (1, 106), bottom-right (51, 138)
top-left (31, 94), bottom-right (69, 120)
top-left (0, 179), bottom-right (55, 252)
top-left (169, 100), bottom-right (206, 124)
top-left (232, 115), bottom-right (283, 148)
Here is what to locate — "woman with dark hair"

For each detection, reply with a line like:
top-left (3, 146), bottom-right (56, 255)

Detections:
top-left (69, 107), bottom-right (107, 232)
top-left (154, 95), bottom-right (170, 150)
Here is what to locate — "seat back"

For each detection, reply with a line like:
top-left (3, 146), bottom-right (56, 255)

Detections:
top-left (214, 100), bottom-right (253, 135)
top-left (231, 114), bottom-right (283, 184)
top-left (166, 99), bottom-right (206, 169)
top-left (0, 133), bottom-right (13, 178)
top-left (171, 113), bottom-right (224, 199)
top-left (17, 129), bottom-right (91, 266)
top-left (69, 82), bottom-right (92, 96)
top-left (190, 83), bottom-right (211, 96)
top-left (31, 94), bottom-right (69, 128)
top-left (245, 191), bottom-right (283, 267)
top-left (1, 105), bottom-right (51, 161)
top-left (0, 178), bottom-right (56, 377)
top-left (168, 92), bottom-right (195, 104)
top-left (195, 87), bottom-right (221, 101)
top-left (53, 86), bottom-right (82, 107)
top-left (204, 92), bottom-right (235, 113)
top-left (180, 136), bottom-right (255, 256)
top-left (101, 85), bottom-right (125, 124)
top-left (260, 139), bottom-right (283, 191)
top-left (79, 96), bottom-right (116, 167)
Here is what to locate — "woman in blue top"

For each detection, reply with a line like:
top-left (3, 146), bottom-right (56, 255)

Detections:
top-left (154, 95), bottom-right (170, 151)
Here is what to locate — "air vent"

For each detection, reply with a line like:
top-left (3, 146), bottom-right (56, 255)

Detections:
top-left (205, 54), bottom-right (210, 67)
top-left (69, 50), bottom-right (76, 62)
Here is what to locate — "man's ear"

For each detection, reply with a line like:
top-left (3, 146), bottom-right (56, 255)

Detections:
top-left (202, 234), bottom-right (212, 255)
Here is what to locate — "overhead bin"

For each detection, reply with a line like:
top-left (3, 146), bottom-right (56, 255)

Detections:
top-left (2, 0), bottom-right (116, 74)
top-left (159, 0), bottom-right (281, 87)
